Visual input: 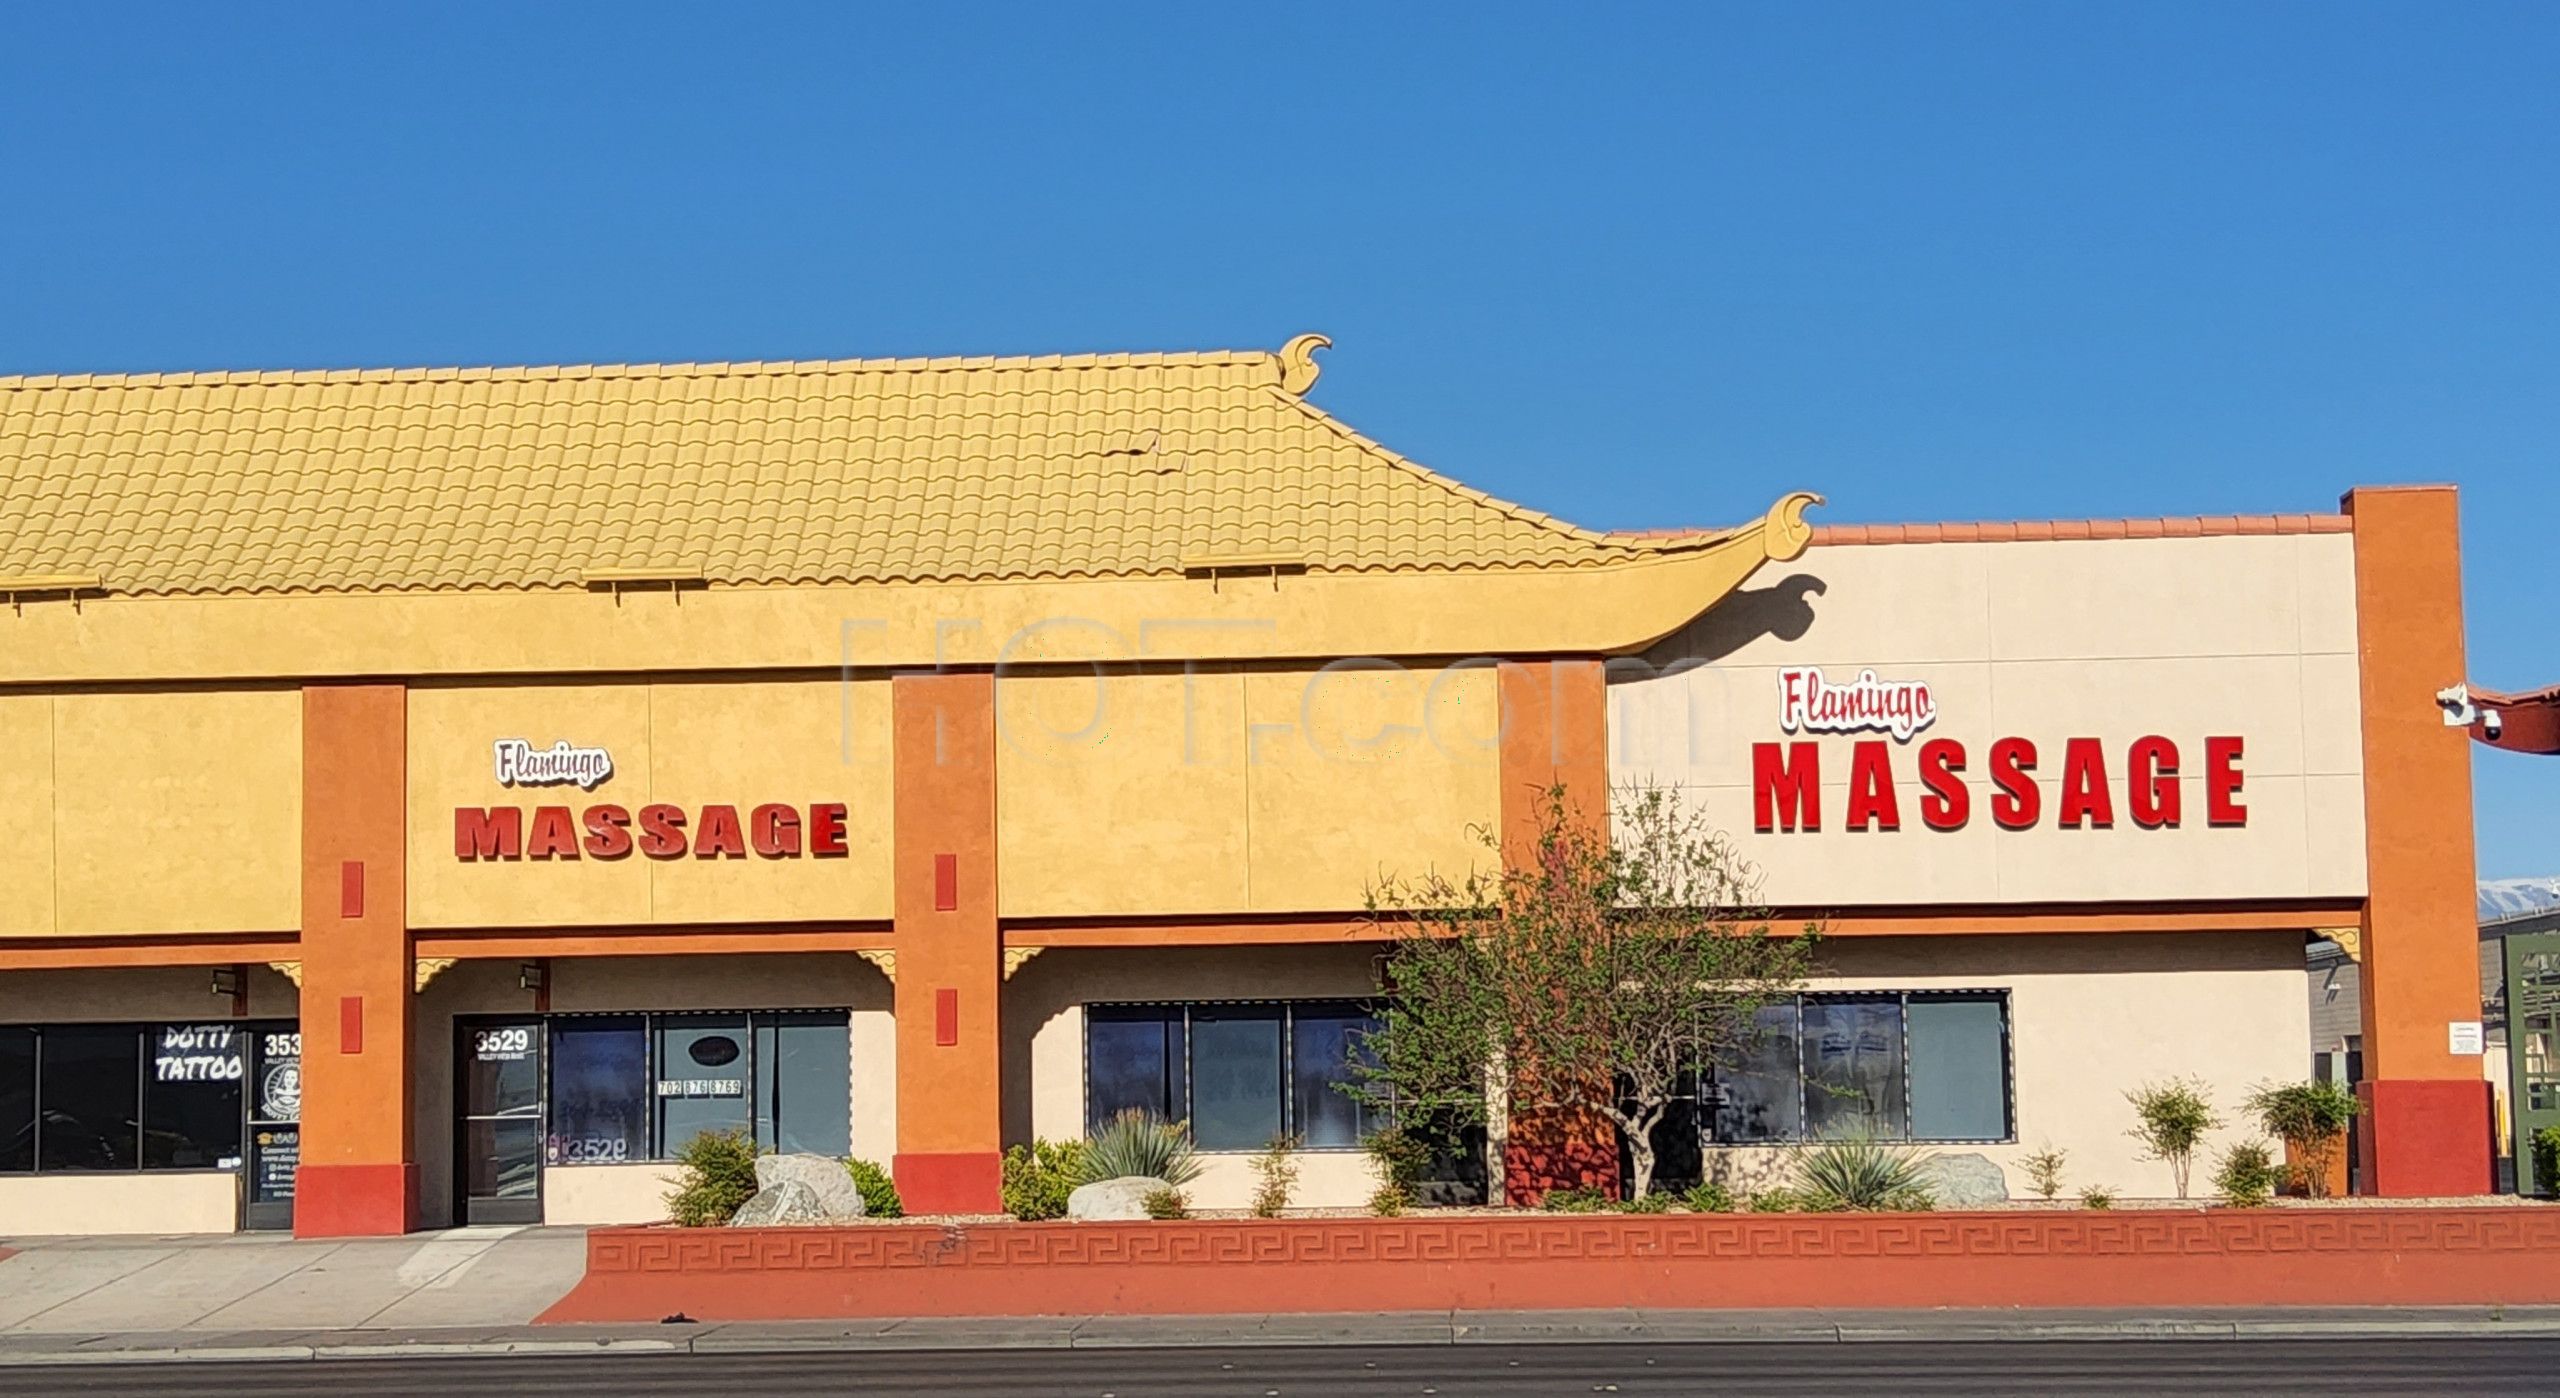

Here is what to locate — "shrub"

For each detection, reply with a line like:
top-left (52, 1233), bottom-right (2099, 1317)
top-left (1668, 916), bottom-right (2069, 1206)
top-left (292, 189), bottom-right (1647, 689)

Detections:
top-left (2213, 1141), bottom-right (2284, 1208)
top-left (1792, 1134), bottom-right (1937, 1211)
top-left (1748, 1187), bottom-right (1808, 1214)
top-left (2245, 1081), bottom-right (2360, 1198)
top-left (2020, 1144), bottom-right (2069, 1201)
top-left (2126, 1078), bottom-right (2221, 1199)
top-left (2536, 1126), bottom-right (2560, 1198)
top-left (1361, 1125), bottom-right (1433, 1193)
top-left (1617, 1191), bottom-right (1674, 1214)
top-left (1249, 1134), bottom-right (1301, 1218)
top-left (1079, 1110), bottom-right (1202, 1188)
top-left (1543, 1184), bottom-right (1611, 1213)
top-left (1682, 1179), bottom-right (1737, 1213)
top-left (1140, 1185), bottom-right (1188, 1220)
top-left (1369, 1182), bottom-right (1412, 1216)
top-left (2080, 1186), bottom-right (2116, 1210)
top-left (665, 1128), bottom-right (760, 1227)
top-left (844, 1157), bottom-right (903, 1219)
top-left (1000, 1139), bottom-right (1087, 1221)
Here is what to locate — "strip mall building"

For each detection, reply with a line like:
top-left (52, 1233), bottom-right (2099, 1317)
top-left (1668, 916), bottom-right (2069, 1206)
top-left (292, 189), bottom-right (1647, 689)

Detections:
top-left (0, 337), bottom-right (2491, 1235)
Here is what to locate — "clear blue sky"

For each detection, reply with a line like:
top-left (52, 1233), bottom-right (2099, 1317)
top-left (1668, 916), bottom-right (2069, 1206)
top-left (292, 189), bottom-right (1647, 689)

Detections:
top-left (4, 5), bottom-right (2552, 876)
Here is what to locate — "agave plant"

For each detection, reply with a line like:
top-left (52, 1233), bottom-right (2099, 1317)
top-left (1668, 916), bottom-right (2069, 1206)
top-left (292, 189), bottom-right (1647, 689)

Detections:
top-left (1077, 1109), bottom-right (1203, 1187)
top-left (1791, 1131), bottom-right (1937, 1211)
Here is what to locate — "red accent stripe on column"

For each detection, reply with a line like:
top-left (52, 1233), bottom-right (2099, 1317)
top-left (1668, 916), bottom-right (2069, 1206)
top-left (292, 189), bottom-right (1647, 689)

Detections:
top-left (340, 996), bottom-right (364, 1055)
top-left (933, 853), bottom-right (958, 911)
top-left (340, 860), bottom-right (364, 919)
top-left (935, 988), bottom-right (959, 1047)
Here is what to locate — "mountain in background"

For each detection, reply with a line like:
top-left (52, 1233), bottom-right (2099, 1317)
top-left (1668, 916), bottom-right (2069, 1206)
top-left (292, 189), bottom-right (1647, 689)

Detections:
top-left (2480, 878), bottom-right (2560, 923)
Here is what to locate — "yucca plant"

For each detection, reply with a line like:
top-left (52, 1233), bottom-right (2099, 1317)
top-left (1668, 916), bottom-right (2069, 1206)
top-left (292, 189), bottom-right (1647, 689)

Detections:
top-left (1077, 1109), bottom-right (1203, 1187)
top-left (1791, 1132), bottom-right (1937, 1211)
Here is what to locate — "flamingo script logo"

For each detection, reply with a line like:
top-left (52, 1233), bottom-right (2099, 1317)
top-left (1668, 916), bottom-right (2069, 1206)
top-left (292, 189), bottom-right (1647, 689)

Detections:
top-left (1775, 667), bottom-right (1938, 743)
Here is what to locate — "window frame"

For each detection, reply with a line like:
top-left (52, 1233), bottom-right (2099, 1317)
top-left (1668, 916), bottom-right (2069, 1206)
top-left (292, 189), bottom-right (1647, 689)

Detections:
top-left (1081, 998), bottom-right (1381, 1153)
top-left (1700, 988), bottom-right (2014, 1147)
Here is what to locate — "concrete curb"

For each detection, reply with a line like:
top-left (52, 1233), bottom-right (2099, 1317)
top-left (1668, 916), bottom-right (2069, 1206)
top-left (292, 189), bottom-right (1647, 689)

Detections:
top-left (7, 1312), bottom-right (2560, 1365)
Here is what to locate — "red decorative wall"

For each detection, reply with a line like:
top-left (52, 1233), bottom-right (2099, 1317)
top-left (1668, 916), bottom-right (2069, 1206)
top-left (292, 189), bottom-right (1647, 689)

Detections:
top-left (541, 1208), bottom-right (2560, 1324)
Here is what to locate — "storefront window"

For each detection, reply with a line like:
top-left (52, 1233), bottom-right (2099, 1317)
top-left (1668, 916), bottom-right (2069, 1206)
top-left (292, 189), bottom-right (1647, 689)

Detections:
top-left (1710, 1002), bottom-right (1803, 1143)
top-left (548, 1017), bottom-right (647, 1165)
top-left (755, 1013), bottom-right (851, 1157)
top-left (0, 1027), bottom-right (32, 1173)
top-left (654, 1014), bottom-right (753, 1156)
top-left (1702, 991), bottom-right (2010, 1145)
top-left (1084, 1001), bottom-right (1380, 1150)
top-left (1907, 993), bottom-right (2010, 1140)
top-left (38, 1026), bottom-right (141, 1171)
top-left (141, 1025), bottom-right (245, 1170)
top-left (1801, 997), bottom-right (1906, 1138)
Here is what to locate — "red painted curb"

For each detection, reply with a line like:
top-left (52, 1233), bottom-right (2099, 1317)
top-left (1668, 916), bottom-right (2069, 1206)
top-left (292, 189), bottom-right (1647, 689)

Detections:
top-left (537, 1207), bottom-right (2560, 1324)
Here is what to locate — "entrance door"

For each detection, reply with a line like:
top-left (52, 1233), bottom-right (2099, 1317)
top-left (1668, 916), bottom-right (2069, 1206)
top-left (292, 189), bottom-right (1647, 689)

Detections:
top-left (242, 1026), bottom-right (302, 1231)
top-left (2507, 932), bottom-right (2560, 1195)
top-left (455, 1018), bottom-right (544, 1225)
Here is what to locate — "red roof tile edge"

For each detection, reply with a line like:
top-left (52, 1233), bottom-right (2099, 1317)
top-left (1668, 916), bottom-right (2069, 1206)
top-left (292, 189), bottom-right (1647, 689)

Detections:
top-left (1621, 515), bottom-right (2351, 546)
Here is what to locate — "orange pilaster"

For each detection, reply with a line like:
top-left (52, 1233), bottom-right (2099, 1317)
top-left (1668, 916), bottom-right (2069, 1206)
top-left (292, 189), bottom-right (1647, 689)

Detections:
top-left (2344, 486), bottom-right (2493, 1196)
top-left (890, 672), bottom-right (1004, 1213)
top-left (294, 684), bottom-right (418, 1236)
top-left (1495, 659), bottom-right (1619, 1203)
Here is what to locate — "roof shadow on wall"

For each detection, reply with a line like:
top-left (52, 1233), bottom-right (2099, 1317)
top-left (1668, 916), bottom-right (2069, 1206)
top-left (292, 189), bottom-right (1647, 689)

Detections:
top-left (1624, 572), bottom-right (1828, 673)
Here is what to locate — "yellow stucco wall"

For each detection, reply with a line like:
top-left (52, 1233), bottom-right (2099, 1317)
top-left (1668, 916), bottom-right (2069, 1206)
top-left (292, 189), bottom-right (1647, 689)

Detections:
top-left (407, 679), bottom-right (893, 929)
top-left (995, 664), bottom-right (1499, 917)
top-left (0, 690), bottom-right (301, 937)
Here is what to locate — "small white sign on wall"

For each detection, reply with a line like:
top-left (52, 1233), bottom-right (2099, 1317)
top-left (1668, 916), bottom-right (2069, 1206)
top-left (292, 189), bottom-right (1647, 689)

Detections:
top-left (2450, 1020), bottom-right (2485, 1056)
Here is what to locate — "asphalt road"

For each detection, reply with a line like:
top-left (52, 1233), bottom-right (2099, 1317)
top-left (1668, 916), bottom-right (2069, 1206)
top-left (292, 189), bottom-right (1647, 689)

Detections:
top-left (9, 1338), bottom-right (2558, 1396)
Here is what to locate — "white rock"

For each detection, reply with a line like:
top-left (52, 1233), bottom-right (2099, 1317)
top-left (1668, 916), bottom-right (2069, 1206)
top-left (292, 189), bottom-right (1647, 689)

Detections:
top-left (1067, 1175), bottom-right (1166, 1221)
top-left (1917, 1152), bottom-right (2009, 1207)
top-left (752, 1153), bottom-right (867, 1222)
top-left (728, 1178), bottom-right (825, 1227)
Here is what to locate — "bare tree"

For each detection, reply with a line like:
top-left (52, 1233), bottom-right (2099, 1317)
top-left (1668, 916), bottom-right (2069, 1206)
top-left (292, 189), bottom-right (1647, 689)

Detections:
top-left (1355, 783), bottom-right (1818, 1201)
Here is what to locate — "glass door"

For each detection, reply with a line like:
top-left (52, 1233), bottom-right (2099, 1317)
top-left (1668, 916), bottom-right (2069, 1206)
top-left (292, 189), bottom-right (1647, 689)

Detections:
top-left (455, 1018), bottom-right (544, 1225)
top-left (243, 1025), bottom-right (302, 1231)
top-left (2508, 934), bottom-right (2560, 1195)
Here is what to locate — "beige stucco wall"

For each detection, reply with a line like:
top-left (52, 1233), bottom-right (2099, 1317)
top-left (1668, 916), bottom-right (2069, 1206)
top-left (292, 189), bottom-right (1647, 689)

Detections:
top-left (0, 1172), bottom-right (240, 1237)
top-left (407, 678), bottom-right (895, 929)
top-left (1610, 534), bottom-right (2366, 905)
top-left (412, 952), bottom-right (892, 1228)
top-left (0, 689), bottom-right (302, 938)
top-left (997, 665), bottom-right (1500, 917)
top-left (1008, 943), bottom-right (1389, 1209)
top-left (0, 965), bottom-right (301, 1023)
top-left (1701, 931), bottom-right (2313, 1200)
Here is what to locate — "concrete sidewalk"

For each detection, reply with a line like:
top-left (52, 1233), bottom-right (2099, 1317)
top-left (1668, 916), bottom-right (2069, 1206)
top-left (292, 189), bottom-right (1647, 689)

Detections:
top-left (0, 1228), bottom-right (589, 1335)
top-left (6, 1305), bottom-right (2560, 1367)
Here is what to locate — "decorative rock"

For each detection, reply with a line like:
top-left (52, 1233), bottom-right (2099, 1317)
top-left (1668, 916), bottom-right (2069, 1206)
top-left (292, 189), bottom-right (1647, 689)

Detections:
top-left (1067, 1175), bottom-right (1165, 1222)
top-left (753, 1153), bottom-right (868, 1222)
top-left (727, 1178), bottom-right (824, 1227)
top-left (1918, 1152), bottom-right (2010, 1207)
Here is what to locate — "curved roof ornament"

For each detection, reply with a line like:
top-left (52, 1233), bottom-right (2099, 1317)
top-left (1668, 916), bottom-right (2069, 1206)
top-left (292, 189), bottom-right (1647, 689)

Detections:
top-left (1278, 333), bottom-right (1330, 395)
top-left (1762, 491), bottom-right (1825, 563)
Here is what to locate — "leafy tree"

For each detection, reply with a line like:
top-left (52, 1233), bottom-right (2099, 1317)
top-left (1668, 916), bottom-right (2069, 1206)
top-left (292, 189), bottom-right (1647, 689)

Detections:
top-left (2126, 1078), bottom-right (2221, 1199)
top-left (1354, 783), bottom-right (1818, 1201)
top-left (2245, 1080), bottom-right (2360, 1198)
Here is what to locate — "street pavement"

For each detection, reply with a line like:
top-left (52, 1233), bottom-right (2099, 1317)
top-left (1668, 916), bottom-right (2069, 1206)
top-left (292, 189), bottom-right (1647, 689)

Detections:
top-left (6, 1336), bottom-right (2560, 1395)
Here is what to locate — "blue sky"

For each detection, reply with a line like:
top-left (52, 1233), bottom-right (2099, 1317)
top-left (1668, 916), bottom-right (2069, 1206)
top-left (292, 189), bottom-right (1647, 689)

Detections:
top-left (4, 5), bottom-right (2552, 875)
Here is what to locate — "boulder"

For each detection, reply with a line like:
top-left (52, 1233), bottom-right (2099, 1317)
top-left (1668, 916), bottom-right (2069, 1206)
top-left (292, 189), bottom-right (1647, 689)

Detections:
top-left (753, 1153), bottom-right (868, 1222)
top-left (1917, 1152), bottom-right (2010, 1207)
top-left (727, 1178), bottom-right (825, 1227)
top-left (1067, 1175), bottom-right (1165, 1221)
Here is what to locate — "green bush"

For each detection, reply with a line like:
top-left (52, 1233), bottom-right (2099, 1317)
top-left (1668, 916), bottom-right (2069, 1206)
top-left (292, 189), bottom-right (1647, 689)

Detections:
top-left (1249, 1135), bottom-right (1301, 1218)
top-left (1369, 1182), bottom-right (1412, 1216)
top-left (1361, 1125), bottom-right (1433, 1192)
top-left (1079, 1110), bottom-right (1202, 1188)
top-left (1792, 1134), bottom-right (1937, 1211)
top-left (2127, 1078), bottom-right (2221, 1199)
top-left (1000, 1139), bottom-right (1087, 1221)
top-left (1748, 1187), bottom-right (1808, 1214)
top-left (2213, 1141), bottom-right (2285, 1208)
top-left (1681, 1179), bottom-right (1736, 1213)
top-left (844, 1157), bottom-right (903, 1219)
top-left (1617, 1191), bottom-right (1674, 1214)
top-left (2020, 1144), bottom-right (2069, 1200)
top-left (665, 1128), bottom-right (760, 1227)
top-left (2080, 1186), bottom-right (2116, 1210)
top-left (1140, 1185), bottom-right (1189, 1220)
top-left (1543, 1184), bottom-right (1611, 1213)
top-left (2246, 1081), bottom-right (2360, 1198)
top-left (2535, 1126), bottom-right (2560, 1197)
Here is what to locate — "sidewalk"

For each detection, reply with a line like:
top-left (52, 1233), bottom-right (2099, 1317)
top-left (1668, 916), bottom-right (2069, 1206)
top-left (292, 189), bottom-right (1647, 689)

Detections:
top-left (0, 1228), bottom-right (589, 1336)
top-left (7, 1306), bottom-right (2560, 1367)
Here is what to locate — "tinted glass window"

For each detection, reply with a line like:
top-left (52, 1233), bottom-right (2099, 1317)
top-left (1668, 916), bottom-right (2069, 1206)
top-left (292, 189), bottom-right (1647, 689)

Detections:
top-left (0, 1027), bottom-right (32, 1173)
top-left (655, 1015), bottom-right (752, 1155)
top-left (1289, 1005), bottom-right (1379, 1149)
top-left (39, 1026), bottom-right (141, 1170)
top-left (548, 1018), bottom-right (647, 1165)
top-left (1711, 1002), bottom-right (1802, 1142)
top-left (1189, 1007), bottom-right (1282, 1150)
top-left (757, 1012), bottom-right (851, 1156)
top-left (1086, 1007), bottom-right (1181, 1134)
top-left (1908, 994), bottom-right (2008, 1140)
top-left (141, 1024), bottom-right (244, 1169)
top-left (1801, 998), bottom-right (1905, 1139)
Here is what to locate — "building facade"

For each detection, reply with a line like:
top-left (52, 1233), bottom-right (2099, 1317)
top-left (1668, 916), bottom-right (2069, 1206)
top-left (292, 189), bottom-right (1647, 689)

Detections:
top-left (0, 339), bottom-right (2492, 1234)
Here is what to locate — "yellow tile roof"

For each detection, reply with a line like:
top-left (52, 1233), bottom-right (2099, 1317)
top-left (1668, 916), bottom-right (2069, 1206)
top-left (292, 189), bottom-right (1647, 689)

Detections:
top-left (0, 337), bottom-right (1693, 598)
